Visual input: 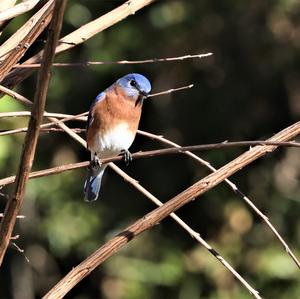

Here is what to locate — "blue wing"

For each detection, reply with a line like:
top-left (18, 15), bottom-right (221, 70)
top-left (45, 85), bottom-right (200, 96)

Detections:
top-left (87, 91), bottom-right (106, 130)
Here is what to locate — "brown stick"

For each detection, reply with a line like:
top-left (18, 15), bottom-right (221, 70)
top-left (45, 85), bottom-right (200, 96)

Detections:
top-left (138, 130), bottom-right (300, 269)
top-left (0, 0), bottom-right (154, 92)
top-left (0, 0), bottom-right (40, 23)
top-left (1, 138), bottom-right (300, 187)
top-left (12, 53), bottom-right (213, 68)
top-left (0, 0), bottom-right (67, 266)
top-left (0, 0), bottom-right (55, 80)
top-left (46, 122), bottom-right (261, 299)
top-left (43, 121), bottom-right (300, 298)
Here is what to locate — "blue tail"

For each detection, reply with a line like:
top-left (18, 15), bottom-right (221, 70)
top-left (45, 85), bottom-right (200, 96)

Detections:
top-left (84, 165), bottom-right (106, 202)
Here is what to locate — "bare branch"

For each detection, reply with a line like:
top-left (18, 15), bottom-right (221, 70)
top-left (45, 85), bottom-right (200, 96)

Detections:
top-left (0, 111), bottom-right (87, 137)
top-left (148, 84), bottom-right (194, 98)
top-left (138, 130), bottom-right (300, 269)
top-left (36, 106), bottom-right (261, 298)
top-left (0, 111), bottom-right (86, 120)
top-left (1, 0), bottom-right (155, 92)
top-left (0, 213), bottom-right (25, 219)
top-left (109, 163), bottom-right (261, 299)
top-left (13, 53), bottom-right (213, 68)
top-left (0, 0), bottom-right (67, 266)
top-left (43, 121), bottom-right (300, 298)
top-left (0, 0), bottom-right (55, 80)
top-left (0, 0), bottom-right (40, 23)
top-left (1, 139), bottom-right (300, 187)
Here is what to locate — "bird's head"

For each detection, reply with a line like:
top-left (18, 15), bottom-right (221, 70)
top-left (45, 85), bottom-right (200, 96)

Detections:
top-left (117, 73), bottom-right (151, 104)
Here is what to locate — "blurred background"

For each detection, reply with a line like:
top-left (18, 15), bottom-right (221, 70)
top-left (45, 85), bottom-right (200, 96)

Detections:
top-left (0, 0), bottom-right (300, 298)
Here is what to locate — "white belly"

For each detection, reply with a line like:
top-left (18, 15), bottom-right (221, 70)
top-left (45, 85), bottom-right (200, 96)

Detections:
top-left (93, 123), bottom-right (135, 158)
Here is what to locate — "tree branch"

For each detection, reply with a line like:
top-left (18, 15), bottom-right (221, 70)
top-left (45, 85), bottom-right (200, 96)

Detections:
top-left (43, 121), bottom-right (300, 298)
top-left (34, 107), bottom-right (262, 298)
top-left (137, 130), bottom-right (300, 269)
top-left (0, 0), bottom-right (67, 266)
top-left (0, 0), bottom-right (55, 80)
top-left (0, 0), bottom-right (155, 92)
top-left (1, 138), bottom-right (300, 187)
top-left (0, 0), bottom-right (40, 23)
top-left (12, 53), bottom-right (213, 68)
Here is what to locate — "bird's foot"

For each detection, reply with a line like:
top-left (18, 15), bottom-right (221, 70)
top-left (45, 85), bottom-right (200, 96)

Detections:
top-left (121, 149), bottom-right (132, 166)
top-left (90, 155), bottom-right (101, 170)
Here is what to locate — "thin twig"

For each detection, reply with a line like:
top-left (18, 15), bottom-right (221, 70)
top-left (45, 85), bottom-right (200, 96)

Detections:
top-left (148, 84), bottom-right (194, 98)
top-left (109, 163), bottom-right (261, 299)
top-left (12, 53), bottom-right (213, 68)
top-left (0, 0), bottom-right (55, 80)
top-left (0, 0), bottom-right (67, 266)
top-left (0, 0), bottom-right (40, 23)
top-left (0, 84), bottom-right (33, 105)
top-left (40, 108), bottom-right (261, 299)
top-left (43, 121), bottom-right (300, 299)
top-left (137, 130), bottom-right (300, 269)
top-left (0, 111), bottom-right (86, 120)
top-left (1, 0), bottom-right (155, 93)
top-left (1, 140), bottom-right (300, 187)
top-left (0, 112), bottom-right (88, 137)
top-left (0, 213), bottom-right (25, 219)
top-left (10, 242), bottom-right (29, 263)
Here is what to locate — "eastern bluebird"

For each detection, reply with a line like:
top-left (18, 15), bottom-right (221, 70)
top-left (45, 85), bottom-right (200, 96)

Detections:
top-left (84, 73), bottom-right (152, 201)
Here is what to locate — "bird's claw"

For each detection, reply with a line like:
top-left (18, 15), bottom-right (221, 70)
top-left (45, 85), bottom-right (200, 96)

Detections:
top-left (90, 155), bottom-right (101, 170)
top-left (121, 149), bottom-right (132, 166)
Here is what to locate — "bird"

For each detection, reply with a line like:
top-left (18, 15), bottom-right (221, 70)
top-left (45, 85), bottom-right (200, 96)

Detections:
top-left (84, 73), bottom-right (152, 202)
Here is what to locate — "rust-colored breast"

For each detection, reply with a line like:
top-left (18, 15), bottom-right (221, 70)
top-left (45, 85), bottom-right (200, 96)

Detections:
top-left (87, 85), bottom-right (142, 150)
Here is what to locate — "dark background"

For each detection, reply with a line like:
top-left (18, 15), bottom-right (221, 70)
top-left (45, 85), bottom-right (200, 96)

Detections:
top-left (0, 1), bottom-right (299, 298)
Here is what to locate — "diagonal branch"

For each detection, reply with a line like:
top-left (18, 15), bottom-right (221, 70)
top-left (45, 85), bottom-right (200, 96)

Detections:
top-left (43, 121), bottom-right (300, 298)
top-left (1, 138), bottom-right (300, 187)
top-left (0, 0), bottom-right (55, 80)
top-left (137, 130), bottom-right (300, 269)
top-left (0, 0), bottom-right (40, 23)
top-left (12, 53), bottom-right (213, 68)
top-left (0, 0), bottom-right (155, 92)
top-left (39, 109), bottom-right (262, 299)
top-left (0, 0), bottom-right (67, 266)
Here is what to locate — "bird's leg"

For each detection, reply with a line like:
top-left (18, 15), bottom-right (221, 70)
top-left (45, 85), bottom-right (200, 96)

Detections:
top-left (90, 153), bottom-right (101, 169)
top-left (120, 149), bottom-right (132, 166)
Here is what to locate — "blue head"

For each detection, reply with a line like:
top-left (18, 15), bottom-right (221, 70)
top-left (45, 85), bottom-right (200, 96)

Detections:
top-left (116, 73), bottom-right (151, 100)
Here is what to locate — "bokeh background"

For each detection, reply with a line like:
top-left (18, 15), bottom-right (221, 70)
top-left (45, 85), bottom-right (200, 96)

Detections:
top-left (0, 0), bottom-right (300, 298)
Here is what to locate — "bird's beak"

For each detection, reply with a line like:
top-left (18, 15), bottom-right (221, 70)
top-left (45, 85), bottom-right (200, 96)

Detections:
top-left (135, 89), bottom-right (148, 107)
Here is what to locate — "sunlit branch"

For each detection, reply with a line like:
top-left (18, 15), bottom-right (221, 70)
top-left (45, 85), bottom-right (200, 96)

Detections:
top-left (13, 53), bottom-right (213, 68)
top-left (137, 130), bottom-right (300, 269)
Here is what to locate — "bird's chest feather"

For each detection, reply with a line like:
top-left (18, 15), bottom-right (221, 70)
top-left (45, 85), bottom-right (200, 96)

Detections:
top-left (92, 122), bottom-right (135, 157)
top-left (87, 87), bottom-right (142, 157)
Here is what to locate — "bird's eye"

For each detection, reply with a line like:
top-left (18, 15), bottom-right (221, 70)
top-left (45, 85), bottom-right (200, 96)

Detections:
top-left (129, 79), bottom-right (137, 87)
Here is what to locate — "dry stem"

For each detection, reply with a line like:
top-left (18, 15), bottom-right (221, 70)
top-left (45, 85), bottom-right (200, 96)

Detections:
top-left (13, 53), bottom-right (213, 68)
top-left (1, 0), bottom-right (155, 92)
top-left (42, 121), bottom-right (300, 298)
top-left (0, 0), bottom-right (67, 265)
top-left (137, 130), bottom-right (300, 269)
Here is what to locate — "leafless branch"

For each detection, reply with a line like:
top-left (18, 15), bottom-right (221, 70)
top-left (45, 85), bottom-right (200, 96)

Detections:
top-left (0, 0), bottom-right (55, 80)
top-left (1, 0), bottom-right (155, 92)
top-left (148, 84), bottom-right (194, 98)
top-left (1, 139), bottom-right (300, 187)
top-left (0, 0), bottom-right (67, 266)
top-left (109, 163), bottom-right (261, 299)
top-left (0, 0), bottom-right (40, 23)
top-left (0, 213), bottom-right (25, 219)
top-left (137, 130), bottom-right (300, 269)
top-left (13, 53), bottom-right (213, 68)
top-left (37, 108), bottom-right (261, 298)
top-left (0, 111), bottom-right (86, 120)
top-left (0, 111), bottom-right (88, 137)
top-left (43, 121), bottom-right (300, 299)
